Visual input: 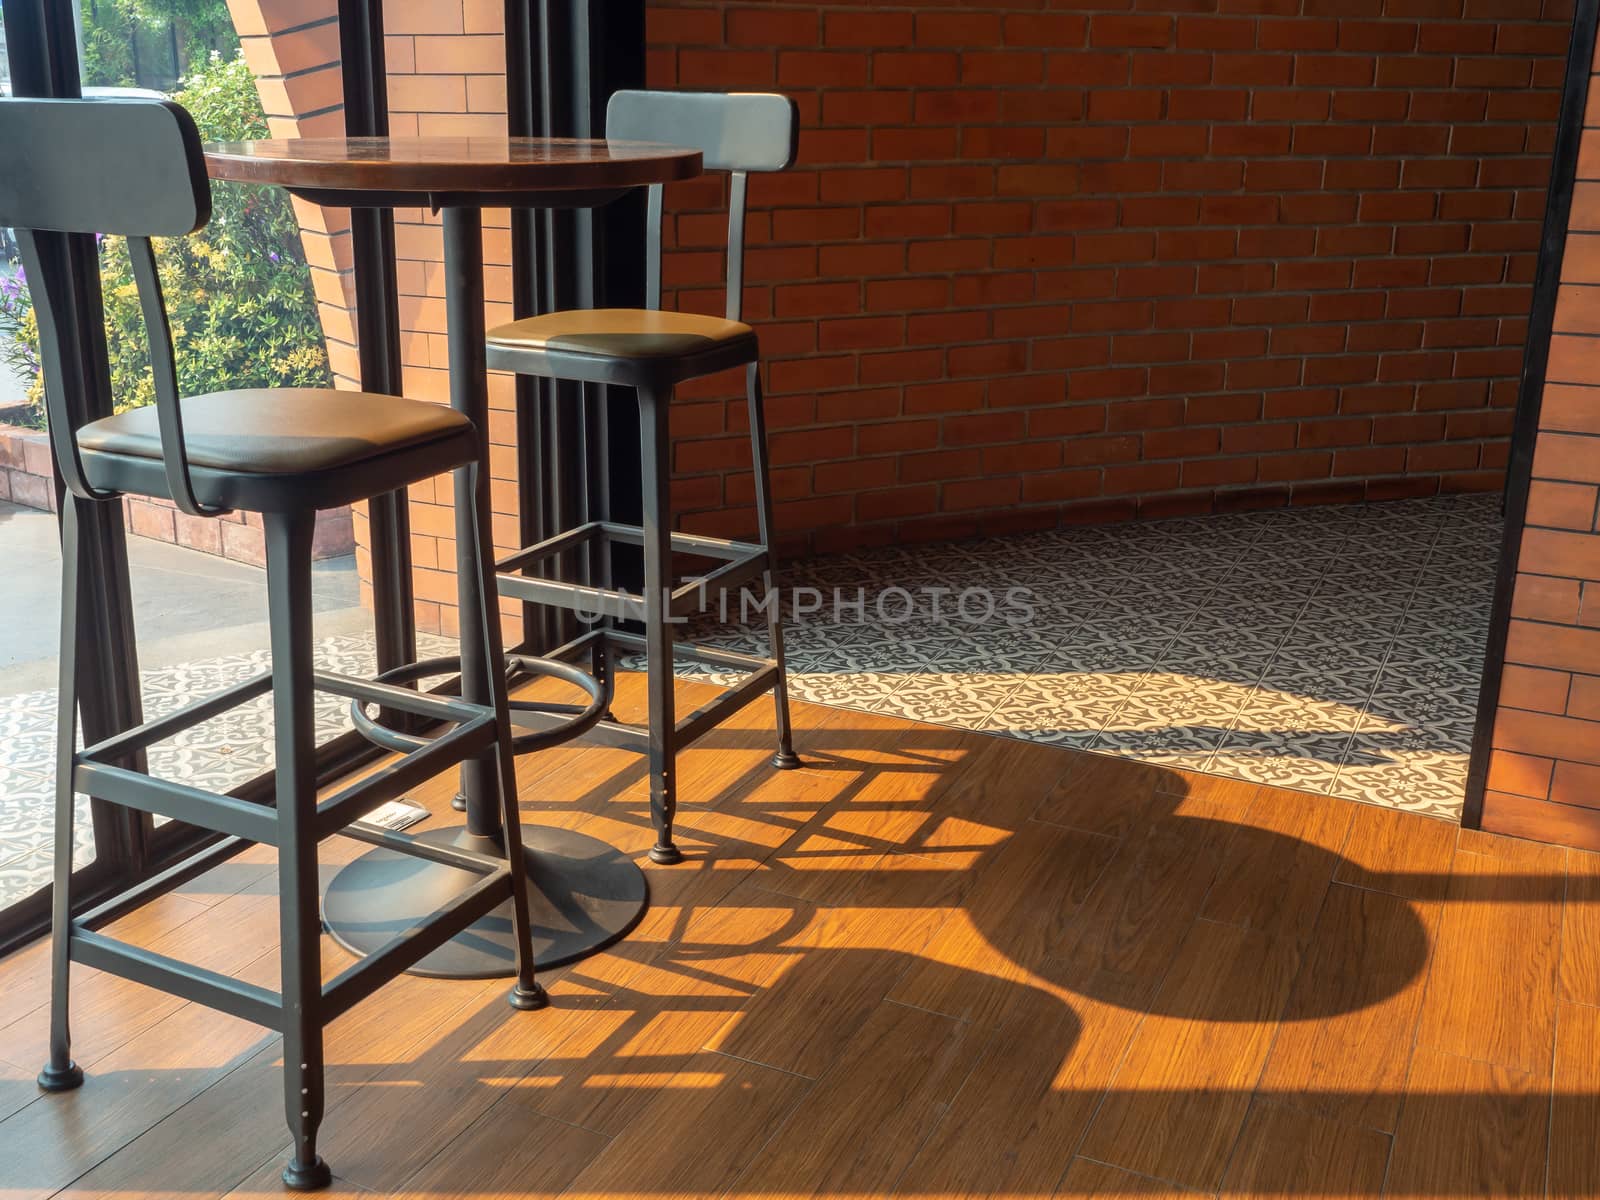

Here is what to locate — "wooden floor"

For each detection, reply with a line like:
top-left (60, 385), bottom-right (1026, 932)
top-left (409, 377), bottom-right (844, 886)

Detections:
top-left (1, 673), bottom-right (1596, 1199)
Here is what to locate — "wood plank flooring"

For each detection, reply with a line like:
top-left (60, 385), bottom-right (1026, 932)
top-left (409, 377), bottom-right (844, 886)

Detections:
top-left (0, 673), bottom-right (1592, 1199)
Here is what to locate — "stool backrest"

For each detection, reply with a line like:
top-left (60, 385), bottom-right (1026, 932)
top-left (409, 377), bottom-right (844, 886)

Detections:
top-left (0, 97), bottom-right (218, 514)
top-left (606, 90), bottom-right (799, 323)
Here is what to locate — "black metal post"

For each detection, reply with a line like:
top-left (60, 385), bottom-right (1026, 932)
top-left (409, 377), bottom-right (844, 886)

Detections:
top-left (321, 207), bottom-right (648, 979)
top-left (590, 0), bottom-right (648, 553)
top-left (2, 0), bottom-right (151, 884)
top-left (504, 0), bottom-right (646, 656)
top-left (441, 206), bottom-right (500, 838)
top-left (504, 0), bottom-right (551, 652)
top-left (337, 0), bottom-right (417, 689)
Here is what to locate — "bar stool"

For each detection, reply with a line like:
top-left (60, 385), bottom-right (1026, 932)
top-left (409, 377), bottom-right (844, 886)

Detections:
top-left (486, 90), bottom-right (802, 865)
top-left (2, 97), bottom-right (556, 1191)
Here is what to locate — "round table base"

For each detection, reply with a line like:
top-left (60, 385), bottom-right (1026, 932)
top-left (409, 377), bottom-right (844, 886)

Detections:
top-left (323, 825), bottom-right (649, 978)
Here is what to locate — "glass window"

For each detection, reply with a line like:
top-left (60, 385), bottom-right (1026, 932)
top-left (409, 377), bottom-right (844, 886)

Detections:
top-left (0, 0), bottom-right (356, 920)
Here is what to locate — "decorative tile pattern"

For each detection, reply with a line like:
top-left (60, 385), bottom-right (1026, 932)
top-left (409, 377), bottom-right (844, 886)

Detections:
top-left (0, 494), bottom-right (1499, 909)
top-left (695, 493), bottom-right (1498, 824)
top-left (0, 631), bottom-right (454, 910)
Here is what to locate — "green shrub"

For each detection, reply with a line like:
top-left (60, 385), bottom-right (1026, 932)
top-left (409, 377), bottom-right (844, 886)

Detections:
top-left (80, 0), bottom-right (240, 93)
top-left (0, 50), bottom-right (331, 427)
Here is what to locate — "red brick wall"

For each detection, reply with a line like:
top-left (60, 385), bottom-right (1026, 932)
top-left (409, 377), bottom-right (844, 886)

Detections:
top-left (1480, 31), bottom-right (1600, 851)
top-left (231, 0), bottom-right (1573, 629)
top-left (648, 0), bottom-right (1571, 553)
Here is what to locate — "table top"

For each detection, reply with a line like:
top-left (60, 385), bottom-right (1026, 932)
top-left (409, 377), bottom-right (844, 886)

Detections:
top-left (202, 136), bottom-right (702, 197)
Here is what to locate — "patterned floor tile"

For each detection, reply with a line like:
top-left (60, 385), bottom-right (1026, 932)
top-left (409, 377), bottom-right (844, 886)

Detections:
top-left (0, 496), bottom-right (1501, 911)
top-left (876, 672), bottom-right (1028, 728)
top-left (0, 631), bottom-right (459, 909)
top-left (1206, 732), bottom-right (1361, 793)
top-left (1330, 750), bottom-right (1469, 821)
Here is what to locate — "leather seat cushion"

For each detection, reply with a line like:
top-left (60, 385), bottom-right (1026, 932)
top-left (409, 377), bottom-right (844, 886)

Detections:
top-left (486, 309), bottom-right (756, 361)
top-left (77, 388), bottom-right (472, 476)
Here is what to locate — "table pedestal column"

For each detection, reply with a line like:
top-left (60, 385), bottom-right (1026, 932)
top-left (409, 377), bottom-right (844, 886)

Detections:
top-left (323, 207), bottom-right (647, 977)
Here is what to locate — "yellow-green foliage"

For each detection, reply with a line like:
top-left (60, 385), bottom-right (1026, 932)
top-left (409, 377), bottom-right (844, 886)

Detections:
top-left (0, 51), bottom-right (330, 425)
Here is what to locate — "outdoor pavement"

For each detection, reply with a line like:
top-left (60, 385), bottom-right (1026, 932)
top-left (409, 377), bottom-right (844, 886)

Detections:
top-left (0, 499), bottom-right (429, 906)
top-left (0, 499), bottom-right (368, 694)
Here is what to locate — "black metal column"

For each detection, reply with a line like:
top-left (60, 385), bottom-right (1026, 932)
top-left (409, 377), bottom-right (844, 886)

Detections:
top-left (338, 0), bottom-right (417, 684)
top-left (441, 206), bottom-right (499, 835)
top-left (505, 0), bottom-right (646, 656)
top-left (1, 0), bottom-right (151, 908)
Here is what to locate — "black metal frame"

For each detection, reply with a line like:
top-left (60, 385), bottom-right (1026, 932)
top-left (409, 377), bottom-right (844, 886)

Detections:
top-left (1462, 0), bottom-right (1599, 830)
top-left (8, 83), bottom-right (554, 1185)
top-left (0, 0), bottom-right (648, 953)
top-left (45, 468), bottom-right (548, 1191)
top-left (339, 0), bottom-right (417, 705)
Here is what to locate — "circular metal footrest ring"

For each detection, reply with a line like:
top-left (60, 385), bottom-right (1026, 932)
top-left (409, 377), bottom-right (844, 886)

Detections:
top-left (349, 653), bottom-right (607, 756)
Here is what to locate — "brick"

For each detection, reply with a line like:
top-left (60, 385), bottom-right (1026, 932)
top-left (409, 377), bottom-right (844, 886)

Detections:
top-left (727, 8), bottom-right (815, 46)
top-left (1569, 675), bottom-right (1600, 722)
top-left (389, 74), bottom-right (467, 112)
top-left (1552, 761), bottom-right (1600, 809)
top-left (825, 12), bottom-right (913, 47)
top-left (220, 521), bottom-right (267, 569)
top-left (1488, 749), bottom-right (1556, 799)
top-left (1516, 534), bottom-right (1600, 588)
top-left (1507, 615), bottom-right (1600, 672)
top-left (412, 35), bottom-right (503, 74)
top-left (127, 498), bottom-right (176, 544)
top-left (1526, 481), bottom-right (1598, 530)
top-left (1501, 664), bottom-right (1572, 714)
top-left (1090, 14), bottom-right (1172, 48)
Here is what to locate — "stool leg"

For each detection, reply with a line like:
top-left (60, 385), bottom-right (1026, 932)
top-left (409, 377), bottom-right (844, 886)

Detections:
top-left (591, 532), bottom-right (617, 724)
top-left (640, 386), bottom-right (681, 865)
top-left (746, 363), bottom-right (800, 771)
top-left (265, 511), bottom-right (332, 1192)
top-left (463, 462), bottom-right (547, 1010)
top-left (38, 494), bottom-right (86, 1094)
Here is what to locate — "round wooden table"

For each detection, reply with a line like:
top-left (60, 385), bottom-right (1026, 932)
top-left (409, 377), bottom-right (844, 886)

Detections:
top-left (205, 136), bottom-right (702, 979)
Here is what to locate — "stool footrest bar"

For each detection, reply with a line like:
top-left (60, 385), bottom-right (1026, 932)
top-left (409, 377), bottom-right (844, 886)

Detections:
top-left (524, 713), bottom-right (651, 751)
top-left (498, 551), bottom-right (767, 622)
top-left (675, 665), bottom-right (779, 748)
top-left (603, 628), bottom-right (774, 673)
top-left (495, 521), bottom-right (606, 574)
top-left (315, 671), bottom-right (484, 725)
top-left (75, 836), bottom-right (254, 930)
top-left (598, 522), bottom-right (763, 561)
top-left (70, 927), bottom-right (284, 1030)
top-left (315, 716), bottom-right (496, 839)
top-left (539, 627), bottom-right (606, 665)
top-left (74, 761), bottom-right (279, 847)
top-left (668, 551), bottom-right (769, 618)
top-left (497, 574), bottom-right (641, 623)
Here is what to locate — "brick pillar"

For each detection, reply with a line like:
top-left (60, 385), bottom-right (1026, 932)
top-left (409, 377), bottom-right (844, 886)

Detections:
top-left (1478, 30), bottom-right (1600, 850)
top-left (226, 0), bottom-right (362, 388)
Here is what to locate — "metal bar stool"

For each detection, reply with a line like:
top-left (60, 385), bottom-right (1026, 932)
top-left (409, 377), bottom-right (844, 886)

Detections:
top-left (1, 96), bottom-right (550, 1191)
top-left (486, 90), bottom-right (803, 865)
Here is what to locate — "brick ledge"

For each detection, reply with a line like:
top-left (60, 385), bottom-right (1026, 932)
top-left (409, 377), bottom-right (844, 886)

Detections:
top-left (0, 423), bottom-right (353, 564)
